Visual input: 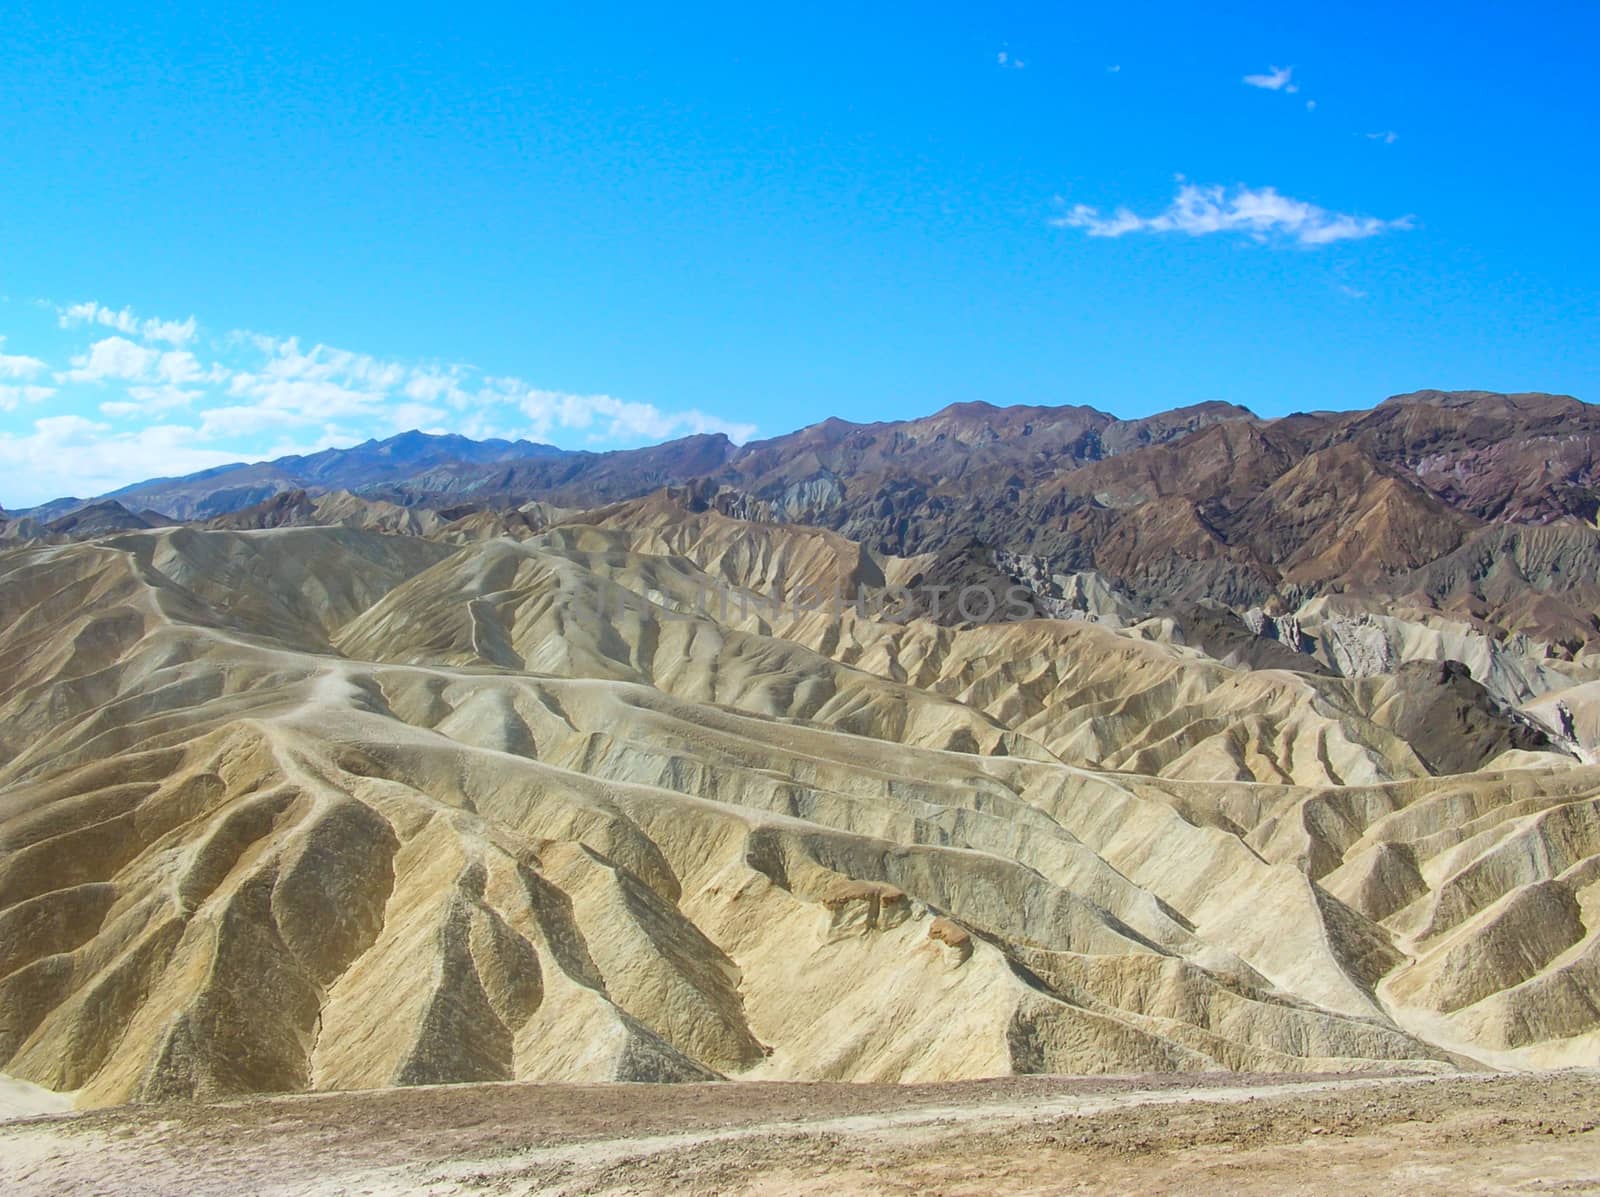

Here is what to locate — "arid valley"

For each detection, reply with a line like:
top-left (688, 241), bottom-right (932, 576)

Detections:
top-left (3, 391), bottom-right (1600, 1191)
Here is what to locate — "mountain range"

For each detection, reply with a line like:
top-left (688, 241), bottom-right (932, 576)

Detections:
top-left (11, 389), bottom-right (1600, 649)
top-left (4, 388), bottom-right (1600, 1107)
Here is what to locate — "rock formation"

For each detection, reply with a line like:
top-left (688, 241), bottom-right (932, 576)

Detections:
top-left (2, 491), bottom-right (1598, 1107)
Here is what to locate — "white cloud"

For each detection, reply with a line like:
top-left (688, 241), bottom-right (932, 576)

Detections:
top-left (1366, 130), bottom-right (1399, 145)
top-left (254, 337), bottom-right (408, 389)
top-left (225, 375), bottom-right (388, 421)
top-left (1053, 182), bottom-right (1413, 247)
top-left (59, 301), bottom-right (198, 347)
top-left (60, 302), bottom-right (138, 334)
top-left (1054, 205), bottom-right (1149, 238)
top-left (1107, 64), bottom-right (1121, 73)
top-left (403, 372), bottom-right (472, 406)
top-left (217, 337), bottom-right (411, 426)
top-left (996, 50), bottom-right (1024, 70)
top-left (0, 338), bottom-right (46, 379)
top-left (0, 416), bottom-right (242, 502)
top-left (156, 352), bottom-right (217, 386)
top-left (1306, 99), bottom-right (1317, 111)
top-left (219, 337), bottom-right (760, 446)
top-left (6, 298), bottom-right (760, 504)
top-left (512, 386), bottom-right (757, 444)
top-left (63, 336), bottom-right (159, 382)
top-left (197, 403), bottom-right (299, 439)
top-left (1243, 65), bottom-right (1298, 93)
top-left (142, 317), bottom-right (199, 347)
top-left (211, 340), bottom-right (763, 448)
top-left (0, 385), bottom-right (56, 412)
top-left (103, 388), bottom-right (201, 419)
top-left (61, 337), bottom-right (223, 396)
top-left (28, 414), bottom-right (107, 440)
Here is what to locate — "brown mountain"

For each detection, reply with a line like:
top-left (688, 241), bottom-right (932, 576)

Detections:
top-left (15, 389), bottom-right (1600, 652)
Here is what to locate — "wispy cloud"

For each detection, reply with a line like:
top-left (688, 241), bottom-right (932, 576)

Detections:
top-left (0, 416), bottom-right (246, 501)
top-left (511, 386), bottom-right (744, 444)
top-left (0, 385), bottom-right (55, 412)
top-left (1243, 65), bottom-right (1298, 93)
top-left (996, 50), bottom-right (1024, 70)
top-left (218, 334), bottom-right (757, 445)
top-left (1366, 130), bottom-right (1399, 145)
top-left (61, 336), bottom-right (218, 392)
top-left (2, 300), bottom-right (761, 504)
top-left (1053, 181), bottom-right (1414, 247)
top-left (0, 338), bottom-right (47, 380)
top-left (59, 301), bottom-right (197, 348)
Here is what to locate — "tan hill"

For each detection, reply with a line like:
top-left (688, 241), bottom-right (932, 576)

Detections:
top-left (3, 509), bottom-right (1599, 1112)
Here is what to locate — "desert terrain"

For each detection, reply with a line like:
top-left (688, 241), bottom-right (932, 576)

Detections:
top-left (3, 1069), bottom-right (1598, 1194)
top-left (3, 391), bottom-right (1600, 1190)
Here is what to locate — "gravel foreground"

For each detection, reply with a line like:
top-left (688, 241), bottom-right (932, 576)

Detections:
top-left (3, 1070), bottom-right (1598, 1195)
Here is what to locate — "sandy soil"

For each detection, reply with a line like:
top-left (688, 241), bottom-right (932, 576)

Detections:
top-left (1, 1071), bottom-right (1597, 1195)
top-left (0, 1075), bottom-right (71, 1122)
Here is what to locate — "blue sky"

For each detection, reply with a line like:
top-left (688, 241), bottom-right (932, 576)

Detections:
top-left (2, 1), bottom-right (1597, 506)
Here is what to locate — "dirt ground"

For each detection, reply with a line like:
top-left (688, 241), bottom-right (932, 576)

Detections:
top-left (2, 1070), bottom-right (1597, 1196)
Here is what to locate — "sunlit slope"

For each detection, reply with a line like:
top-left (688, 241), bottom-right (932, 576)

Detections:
top-left (2, 521), bottom-right (1598, 1108)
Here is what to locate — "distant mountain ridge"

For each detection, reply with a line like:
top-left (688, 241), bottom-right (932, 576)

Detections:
top-left (14, 399), bottom-right (1255, 521)
top-left (11, 389), bottom-right (1600, 647)
top-left (53, 431), bottom-right (569, 521)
